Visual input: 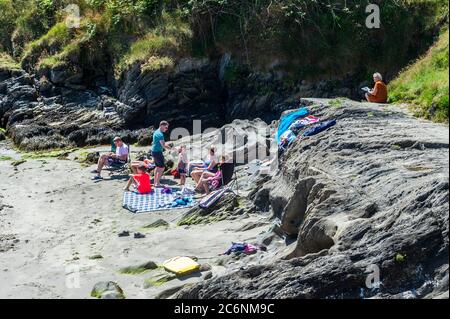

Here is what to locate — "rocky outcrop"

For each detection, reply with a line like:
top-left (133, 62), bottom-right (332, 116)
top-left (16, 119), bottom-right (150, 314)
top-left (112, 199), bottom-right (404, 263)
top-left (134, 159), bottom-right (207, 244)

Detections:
top-left (118, 58), bottom-right (227, 130)
top-left (0, 70), bottom-right (153, 150)
top-left (176, 98), bottom-right (449, 299)
top-left (91, 281), bottom-right (125, 299)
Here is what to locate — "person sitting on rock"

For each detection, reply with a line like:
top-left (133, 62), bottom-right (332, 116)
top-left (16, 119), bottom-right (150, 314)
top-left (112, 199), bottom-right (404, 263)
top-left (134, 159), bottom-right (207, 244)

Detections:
top-left (190, 146), bottom-right (218, 184)
top-left (365, 72), bottom-right (388, 103)
top-left (196, 155), bottom-right (226, 194)
top-left (124, 164), bottom-right (152, 194)
top-left (91, 136), bottom-right (129, 180)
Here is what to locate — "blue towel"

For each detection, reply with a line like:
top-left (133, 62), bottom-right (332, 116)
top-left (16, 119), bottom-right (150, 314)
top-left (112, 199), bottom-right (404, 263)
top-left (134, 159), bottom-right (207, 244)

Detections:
top-left (277, 107), bottom-right (309, 144)
top-left (303, 119), bottom-right (337, 137)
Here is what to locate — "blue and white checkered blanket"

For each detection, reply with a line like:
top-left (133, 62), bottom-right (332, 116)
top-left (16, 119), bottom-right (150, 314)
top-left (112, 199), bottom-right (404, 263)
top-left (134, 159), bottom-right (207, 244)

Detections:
top-left (122, 188), bottom-right (196, 214)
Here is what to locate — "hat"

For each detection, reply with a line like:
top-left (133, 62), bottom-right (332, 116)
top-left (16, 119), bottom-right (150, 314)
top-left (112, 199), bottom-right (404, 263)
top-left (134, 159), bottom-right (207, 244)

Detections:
top-left (113, 136), bottom-right (122, 142)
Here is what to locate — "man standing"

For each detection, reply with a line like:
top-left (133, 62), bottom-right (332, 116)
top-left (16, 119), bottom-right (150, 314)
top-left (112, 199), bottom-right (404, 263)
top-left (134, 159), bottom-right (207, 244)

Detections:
top-left (92, 136), bottom-right (129, 180)
top-left (152, 121), bottom-right (171, 187)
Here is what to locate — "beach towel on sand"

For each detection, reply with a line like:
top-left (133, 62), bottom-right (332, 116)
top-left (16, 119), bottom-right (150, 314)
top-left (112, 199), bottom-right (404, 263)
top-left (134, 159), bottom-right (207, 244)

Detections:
top-left (122, 188), bottom-right (196, 213)
top-left (276, 107), bottom-right (309, 144)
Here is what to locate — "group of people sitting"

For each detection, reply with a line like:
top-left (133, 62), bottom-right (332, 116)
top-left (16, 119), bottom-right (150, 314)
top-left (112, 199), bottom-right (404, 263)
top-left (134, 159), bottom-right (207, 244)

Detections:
top-left (89, 72), bottom-right (387, 193)
top-left (90, 121), bottom-right (229, 196)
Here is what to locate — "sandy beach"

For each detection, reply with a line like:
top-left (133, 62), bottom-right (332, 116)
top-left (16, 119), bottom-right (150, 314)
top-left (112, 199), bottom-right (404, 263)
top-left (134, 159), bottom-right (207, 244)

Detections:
top-left (0, 141), bottom-right (274, 298)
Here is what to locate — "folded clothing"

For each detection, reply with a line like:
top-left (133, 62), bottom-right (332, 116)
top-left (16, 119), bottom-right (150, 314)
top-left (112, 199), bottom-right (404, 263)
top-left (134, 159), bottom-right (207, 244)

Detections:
top-left (289, 115), bottom-right (320, 132)
top-left (224, 242), bottom-right (266, 255)
top-left (303, 119), bottom-right (337, 137)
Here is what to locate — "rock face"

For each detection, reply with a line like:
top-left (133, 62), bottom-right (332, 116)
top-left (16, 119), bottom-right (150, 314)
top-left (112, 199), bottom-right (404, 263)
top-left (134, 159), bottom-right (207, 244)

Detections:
top-left (118, 58), bottom-right (227, 130)
top-left (176, 99), bottom-right (449, 299)
top-left (0, 70), bottom-right (153, 151)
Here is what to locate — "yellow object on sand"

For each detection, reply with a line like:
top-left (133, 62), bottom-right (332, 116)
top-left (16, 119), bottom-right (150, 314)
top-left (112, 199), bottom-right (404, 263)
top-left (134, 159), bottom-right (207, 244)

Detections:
top-left (163, 256), bottom-right (200, 275)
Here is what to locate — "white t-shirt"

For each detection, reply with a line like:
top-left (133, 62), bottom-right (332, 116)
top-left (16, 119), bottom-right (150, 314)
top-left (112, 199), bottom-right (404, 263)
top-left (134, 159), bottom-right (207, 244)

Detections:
top-left (116, 143), bottom-right (129, 158)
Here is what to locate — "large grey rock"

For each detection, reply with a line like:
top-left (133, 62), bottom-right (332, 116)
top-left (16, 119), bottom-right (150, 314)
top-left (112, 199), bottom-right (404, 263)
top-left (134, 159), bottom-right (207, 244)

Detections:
top-left (176, 99), bottom-right (449, 299)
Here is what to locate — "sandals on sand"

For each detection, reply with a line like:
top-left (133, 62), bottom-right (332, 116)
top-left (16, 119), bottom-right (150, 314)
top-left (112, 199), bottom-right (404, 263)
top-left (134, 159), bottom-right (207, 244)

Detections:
top-left (118, 231), bottom-right (145, 239)
top-left (118, 231), bottom-right (130, 237)
top-left (134, 232), bottom-right (146, 239)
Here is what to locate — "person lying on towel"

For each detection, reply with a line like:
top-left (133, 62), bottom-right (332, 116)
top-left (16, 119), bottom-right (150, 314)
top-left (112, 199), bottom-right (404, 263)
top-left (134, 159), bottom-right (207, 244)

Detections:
top-left (92, 136), bottom-right (129, 180)
top-left (124, 164), bottom-right (152, 194)
top-left (365, 72), bottom-right (388, 103)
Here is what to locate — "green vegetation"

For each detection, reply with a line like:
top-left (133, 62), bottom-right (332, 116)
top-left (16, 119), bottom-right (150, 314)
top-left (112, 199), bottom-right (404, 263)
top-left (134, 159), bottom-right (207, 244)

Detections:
top-left (88, 254), bottom-right (103, 260)
top-left (11, 159), bottom-right (27, 167)
top-left (0, 155), bottom-right (14, 161)
top-left (21, 22), bottom-right (72, 69)
top-left (0, 1), bottom-right (446, 77)
top-left (395, 253), bottom-right (406, 263)
top-left (329, 98), bottom-right (346, 108)
top-left (389, 30), bottom-right (449, 122)
top-left (20, 148), bottom-right (78, 159)
top-left (119, 261), bottom-right (159, 275)
top-left (115, 12), bottom-right (191, 74)
top-left (0, 52), bottom-right (20, 71)
top-left (119, 267), bottom-right (151, 275)
top-left (142, 219), bottom-right (169, 230)
top-left (144, 272), bottom-right (176, 287)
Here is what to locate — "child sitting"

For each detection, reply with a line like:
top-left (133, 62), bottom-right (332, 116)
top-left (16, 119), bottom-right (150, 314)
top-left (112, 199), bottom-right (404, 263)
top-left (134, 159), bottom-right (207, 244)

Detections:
top-left (176, 145), bottom-right (188, 186)
top-left (124, 165), bottom-right (152, 194)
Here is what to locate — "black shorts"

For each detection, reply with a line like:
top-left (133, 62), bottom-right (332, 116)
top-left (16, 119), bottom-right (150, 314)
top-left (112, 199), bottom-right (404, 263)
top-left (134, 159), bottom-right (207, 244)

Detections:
top-left (108, 157), bottom-right (126, 166)
top-left (152, 151), bottom-right (165, 168)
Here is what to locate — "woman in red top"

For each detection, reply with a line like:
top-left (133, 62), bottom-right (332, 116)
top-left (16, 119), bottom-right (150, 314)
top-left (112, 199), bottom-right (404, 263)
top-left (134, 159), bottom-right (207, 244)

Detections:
top-left (124, 165), bottom-right (152, 194)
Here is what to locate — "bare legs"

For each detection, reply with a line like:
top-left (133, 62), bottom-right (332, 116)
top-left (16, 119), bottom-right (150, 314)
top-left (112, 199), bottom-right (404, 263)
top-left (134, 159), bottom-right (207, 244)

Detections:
top-left (194, 171), bottom-right (215, 191)
top-left (191, 169), bottom-right (205, 184)
top-left (124, 175), bottom-right (137, 191)
top-left (154, 166), bottom-right (164, 187)
top-left (95, 153), bottom-right (112, 176)
top-left (197, 176), bottom-right (212, 195)
top-left (179, 174), bottom-right (186, 186)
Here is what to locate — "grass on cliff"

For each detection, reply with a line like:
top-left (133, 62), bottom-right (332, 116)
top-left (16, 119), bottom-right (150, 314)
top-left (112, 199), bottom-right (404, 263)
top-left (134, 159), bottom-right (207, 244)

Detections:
top-left (0, 52), bottom-right (20, 71)
top-left (389, 30), bottom-right (449, 122)
top-left (114, 12), bottom-right (192, 75)
top-left (21, 22), bottom-right (72, 68)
